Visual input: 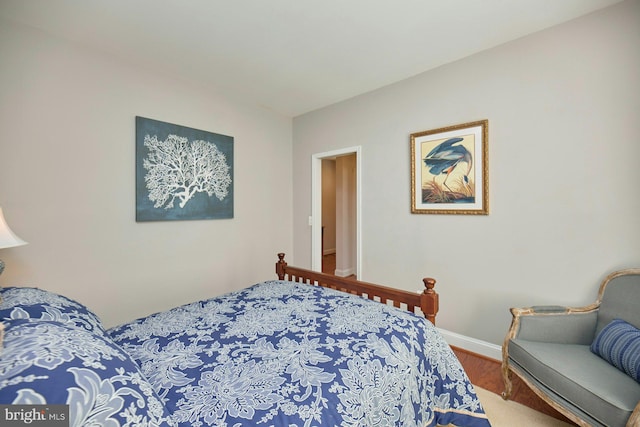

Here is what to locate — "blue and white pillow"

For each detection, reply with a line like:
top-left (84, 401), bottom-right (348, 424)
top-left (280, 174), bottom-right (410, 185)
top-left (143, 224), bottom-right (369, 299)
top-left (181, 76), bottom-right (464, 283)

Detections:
top-left (0, 319), bottom-right (175, 426)
top-left (591, 318), bottom-right (640, 383)
top-left (0, 287), bottom-right (104, 333)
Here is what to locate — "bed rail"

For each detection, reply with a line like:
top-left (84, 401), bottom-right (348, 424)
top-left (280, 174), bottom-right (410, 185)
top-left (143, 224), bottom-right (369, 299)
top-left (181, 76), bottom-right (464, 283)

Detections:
top-left (276, 253), bottom-right (439, 324)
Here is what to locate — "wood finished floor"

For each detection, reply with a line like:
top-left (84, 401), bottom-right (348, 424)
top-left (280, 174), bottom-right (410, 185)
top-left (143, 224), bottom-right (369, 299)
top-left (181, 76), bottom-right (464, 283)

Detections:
top-left (323, 254), bottom-right (576, 425)
top-left (321, 253), bottom-right (335, 275)
top-left (451, 347), bottom-right (576, 425)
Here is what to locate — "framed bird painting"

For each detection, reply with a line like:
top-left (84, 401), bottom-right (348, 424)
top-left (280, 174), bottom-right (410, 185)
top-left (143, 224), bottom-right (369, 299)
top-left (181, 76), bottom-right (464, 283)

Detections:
top-left (410, 120), bottom-right (488, 215)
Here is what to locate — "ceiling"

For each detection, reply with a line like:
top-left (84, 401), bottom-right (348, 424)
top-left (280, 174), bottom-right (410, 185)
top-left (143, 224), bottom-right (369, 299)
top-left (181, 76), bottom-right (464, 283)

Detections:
top-left (0, 0), bottom-right (623, 117)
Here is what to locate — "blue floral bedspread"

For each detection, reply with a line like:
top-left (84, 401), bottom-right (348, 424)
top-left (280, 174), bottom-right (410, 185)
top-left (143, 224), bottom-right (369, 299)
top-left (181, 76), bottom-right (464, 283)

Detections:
top-left (0, 286), bottom-right (175, 426)
top-left (108, 281), bottom-right (491, 427)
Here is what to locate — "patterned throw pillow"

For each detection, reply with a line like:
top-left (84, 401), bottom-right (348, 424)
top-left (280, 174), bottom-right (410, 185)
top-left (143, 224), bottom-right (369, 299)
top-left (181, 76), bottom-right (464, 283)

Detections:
top-left (0, 319), bottom-right (175, 426)
top-left (591, 318), bottom-right (640, 382)
top-left (0, 287), bottom-right (104, 332)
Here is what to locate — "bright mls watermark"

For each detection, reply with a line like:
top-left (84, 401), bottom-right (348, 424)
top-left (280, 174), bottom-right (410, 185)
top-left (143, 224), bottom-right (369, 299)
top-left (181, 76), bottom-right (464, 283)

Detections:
top-left (0, 405), bottom-right (68, 426)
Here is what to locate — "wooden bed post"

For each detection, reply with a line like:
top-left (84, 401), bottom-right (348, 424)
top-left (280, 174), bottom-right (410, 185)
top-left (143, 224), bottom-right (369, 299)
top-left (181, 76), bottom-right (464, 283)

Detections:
top-left (276, 252), bottom-right (287, 280)
top-left (421, 277), bottom-right (439, 325)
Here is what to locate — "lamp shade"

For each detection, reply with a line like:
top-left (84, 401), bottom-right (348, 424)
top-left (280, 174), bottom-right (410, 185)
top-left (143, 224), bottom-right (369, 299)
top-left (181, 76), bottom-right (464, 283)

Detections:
top-left (0, 207), bottom-right (27, 249)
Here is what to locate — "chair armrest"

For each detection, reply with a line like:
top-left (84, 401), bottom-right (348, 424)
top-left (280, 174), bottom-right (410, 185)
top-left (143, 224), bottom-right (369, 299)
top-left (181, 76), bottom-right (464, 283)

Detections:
top-left (506, 304), bottom-right (599, 345)
top-left (527, 305), bottom-right (570, 313)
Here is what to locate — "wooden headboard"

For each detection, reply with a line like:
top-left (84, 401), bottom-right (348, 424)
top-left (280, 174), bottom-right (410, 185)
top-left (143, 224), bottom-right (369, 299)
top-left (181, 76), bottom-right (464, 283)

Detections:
top-left (275, 253), bottom-right (439, 324)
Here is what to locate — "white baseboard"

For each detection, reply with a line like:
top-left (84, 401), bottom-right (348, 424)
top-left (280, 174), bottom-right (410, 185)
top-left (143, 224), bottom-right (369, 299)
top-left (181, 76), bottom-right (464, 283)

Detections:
top-left (437, 327), bottom-right (502, 361)
top-left (334, 267), bottom-right (355, 277)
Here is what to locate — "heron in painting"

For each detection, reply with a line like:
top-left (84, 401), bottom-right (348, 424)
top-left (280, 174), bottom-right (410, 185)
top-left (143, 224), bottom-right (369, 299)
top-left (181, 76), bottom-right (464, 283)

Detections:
top-left (423, 137), bottom-right (472, 193)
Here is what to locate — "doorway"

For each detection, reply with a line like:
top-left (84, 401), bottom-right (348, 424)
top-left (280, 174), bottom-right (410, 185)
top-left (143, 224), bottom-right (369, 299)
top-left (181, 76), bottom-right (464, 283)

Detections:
top-left (311, 147), bottom-right (361, 279)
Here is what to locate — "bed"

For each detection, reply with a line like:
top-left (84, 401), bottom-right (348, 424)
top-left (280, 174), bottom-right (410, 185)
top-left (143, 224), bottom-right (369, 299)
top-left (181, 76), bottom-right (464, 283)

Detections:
top-left (0, 253), bottom-right (491, 427)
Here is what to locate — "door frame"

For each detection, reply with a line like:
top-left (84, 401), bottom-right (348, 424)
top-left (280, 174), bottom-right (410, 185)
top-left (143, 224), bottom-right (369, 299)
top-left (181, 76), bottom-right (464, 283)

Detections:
top-left (311, 146), bottom-right (362, 279)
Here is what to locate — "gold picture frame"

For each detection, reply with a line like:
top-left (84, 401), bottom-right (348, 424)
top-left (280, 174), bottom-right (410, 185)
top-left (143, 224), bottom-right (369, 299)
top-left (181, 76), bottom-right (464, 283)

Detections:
top-left (411, 120), bottom-right (488, 215)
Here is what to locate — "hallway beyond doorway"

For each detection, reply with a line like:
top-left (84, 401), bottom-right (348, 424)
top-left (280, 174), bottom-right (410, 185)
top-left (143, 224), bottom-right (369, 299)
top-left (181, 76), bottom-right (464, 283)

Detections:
top-left (322, 253), bottom-right (356, 279)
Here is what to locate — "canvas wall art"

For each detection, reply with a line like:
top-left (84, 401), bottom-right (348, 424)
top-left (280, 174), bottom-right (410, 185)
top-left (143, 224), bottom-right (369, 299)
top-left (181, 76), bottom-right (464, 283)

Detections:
top-left (136, 116), bottom-right (234, 221)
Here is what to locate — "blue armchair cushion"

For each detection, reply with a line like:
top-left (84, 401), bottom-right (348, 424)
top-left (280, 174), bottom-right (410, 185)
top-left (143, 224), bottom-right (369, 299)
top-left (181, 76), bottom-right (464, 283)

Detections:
top-left (591, 318), bottom-right (640, 382)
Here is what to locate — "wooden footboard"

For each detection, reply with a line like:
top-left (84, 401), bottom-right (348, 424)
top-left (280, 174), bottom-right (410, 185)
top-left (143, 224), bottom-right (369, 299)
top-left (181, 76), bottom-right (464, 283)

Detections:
top-left (276, 253), bottom-right (439, 324)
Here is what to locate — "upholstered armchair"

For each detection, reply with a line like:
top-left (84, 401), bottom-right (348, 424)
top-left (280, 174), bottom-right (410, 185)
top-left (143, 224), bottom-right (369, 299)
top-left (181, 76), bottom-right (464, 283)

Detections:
top-left (502, 268), bottom-right (640, 427)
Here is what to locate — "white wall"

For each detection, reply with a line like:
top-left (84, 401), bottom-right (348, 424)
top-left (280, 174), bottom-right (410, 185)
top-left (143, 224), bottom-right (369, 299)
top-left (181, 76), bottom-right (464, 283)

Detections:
top-left (321, 159), bottom-right (336, 254)
top-left (293, 0), bottom-right (640, 345)
top-left (0, 18), bottom-right (293, 328)
top-left (334, 154), bottom-right (357, 277)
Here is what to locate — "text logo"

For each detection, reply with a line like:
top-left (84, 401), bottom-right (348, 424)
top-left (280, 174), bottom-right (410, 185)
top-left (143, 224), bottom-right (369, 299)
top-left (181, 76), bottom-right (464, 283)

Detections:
top-left (0, 405), bottom-right (69, 426)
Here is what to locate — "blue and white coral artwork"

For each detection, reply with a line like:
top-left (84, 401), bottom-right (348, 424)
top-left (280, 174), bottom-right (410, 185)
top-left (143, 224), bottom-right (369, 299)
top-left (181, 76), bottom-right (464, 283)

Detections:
top-left (136, 116), bottom-right (234, 221)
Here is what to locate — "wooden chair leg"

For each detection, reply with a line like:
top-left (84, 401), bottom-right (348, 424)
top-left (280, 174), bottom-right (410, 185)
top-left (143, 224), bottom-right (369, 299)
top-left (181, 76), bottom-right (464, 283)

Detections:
top-left (501, 335), bottom-right (513, 400)
top-left (501, 362), bottom-right (513, 400)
